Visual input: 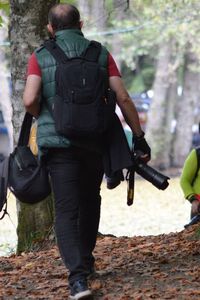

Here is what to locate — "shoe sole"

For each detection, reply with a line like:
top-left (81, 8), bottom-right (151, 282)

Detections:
top-left (68, 290), bottom-right (93, 300)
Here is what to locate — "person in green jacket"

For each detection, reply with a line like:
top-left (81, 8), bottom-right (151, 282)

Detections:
top-left (180, 148), bottom-right (200, 218)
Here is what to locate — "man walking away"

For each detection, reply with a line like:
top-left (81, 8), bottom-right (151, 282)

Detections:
top-left (23, 3), bottom-right (151, 299)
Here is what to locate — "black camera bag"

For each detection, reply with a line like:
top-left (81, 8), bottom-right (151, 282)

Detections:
top-left (8, 113), bottom-right (51, 204)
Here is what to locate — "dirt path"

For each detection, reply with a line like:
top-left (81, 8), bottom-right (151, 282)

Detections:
top-left (0, 224), bottom-right (200, 299)
top-left (0, 176), bottom-right (189, 256)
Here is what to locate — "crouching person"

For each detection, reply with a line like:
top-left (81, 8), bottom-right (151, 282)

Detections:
top-left (180, 148), bottom-right (200, 220)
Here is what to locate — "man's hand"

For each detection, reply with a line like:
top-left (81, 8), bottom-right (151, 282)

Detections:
top-left (134, 136), bottom-right (151, 162)
top-left (109, 76), bottom-right (151, 162)
top-left (190, 195), bottom-right (200, 215)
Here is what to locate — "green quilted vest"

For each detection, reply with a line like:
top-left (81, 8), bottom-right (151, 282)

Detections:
top-left (35, 29), bottom-right (108, 152)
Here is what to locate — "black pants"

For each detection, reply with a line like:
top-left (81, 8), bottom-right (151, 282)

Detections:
top-left (47, 147), bottom-right (104, 284)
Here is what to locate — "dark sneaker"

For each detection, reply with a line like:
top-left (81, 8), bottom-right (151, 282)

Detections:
top-left (69, 279), bottom-right (93, 300)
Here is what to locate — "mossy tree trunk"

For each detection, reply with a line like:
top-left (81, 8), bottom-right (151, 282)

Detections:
top-left (9, 0), bottom-right (58, 254)
top-left (16, 196), bottom-right (55, 254)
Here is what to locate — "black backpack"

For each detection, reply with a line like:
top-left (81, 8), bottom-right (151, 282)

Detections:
top-left (44, 39), bottom-right (116, 138)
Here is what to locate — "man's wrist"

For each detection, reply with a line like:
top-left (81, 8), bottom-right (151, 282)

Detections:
top-left (189, 197), bottom-right (196, 204)
top-left (188, 194), bottom-right (200, 204)
top-left (134, 131), bottom-right (145, 140)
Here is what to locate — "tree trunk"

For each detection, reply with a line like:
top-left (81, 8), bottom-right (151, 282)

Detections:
top-left (145, 41), bottom-right (175, 169)
top-left (9, 0), bottom-right (58, 254)
top-left (78, 0), bottom-right (91, 23)
top-left (16, 198), bottom-right (55, 254)
top-left (167, 77), bottom-right (178, 166)
top-left (172, 50), bottom-right (200, 167)
top-left (91, 0), bottom-right (107, 30)
top-left (111, 0), bottom-right (127, 71)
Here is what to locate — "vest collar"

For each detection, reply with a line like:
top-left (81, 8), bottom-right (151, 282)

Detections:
top-left (55, 29), bottom-right (84, 39)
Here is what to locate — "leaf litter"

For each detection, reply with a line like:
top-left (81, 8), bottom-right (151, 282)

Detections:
top-left (0, 225), bottom-right (200, 299)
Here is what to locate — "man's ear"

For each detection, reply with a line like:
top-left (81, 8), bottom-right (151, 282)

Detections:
top-left (79, 21), bottom-right (83, 29)
top-left (47, 23), bottom-right (55, 37)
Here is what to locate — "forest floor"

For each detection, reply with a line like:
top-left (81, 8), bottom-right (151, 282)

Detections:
top-left (0, 224), bottom-right (200, 300)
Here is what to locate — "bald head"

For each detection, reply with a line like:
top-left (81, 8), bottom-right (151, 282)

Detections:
top-left (48, 4), bottom-right (81, 32)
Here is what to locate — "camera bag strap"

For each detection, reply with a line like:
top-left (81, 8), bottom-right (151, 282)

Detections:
top-left (18, 112), bottom-right (33, 146)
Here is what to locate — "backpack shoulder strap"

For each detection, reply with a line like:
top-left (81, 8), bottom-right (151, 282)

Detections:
top-left (83, 41), bottom-right (102, 62)
top-left (44, 39), bottom-right (69, 64)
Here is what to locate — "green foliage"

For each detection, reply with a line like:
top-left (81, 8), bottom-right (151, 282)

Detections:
top-left (141, 66), bottom-right (155, 90)
top-left (121, 54), bottom-right (155, 93)
top-left (105, 0), bottom-right (200, 92)
top-left (130, 75), bottom-right (146, 94)
top-left (0, 0), bottom-right (9, 27)
top-left (0, 1), bottom-right (9, 14)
